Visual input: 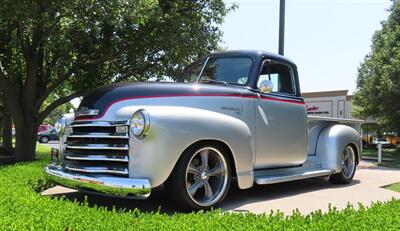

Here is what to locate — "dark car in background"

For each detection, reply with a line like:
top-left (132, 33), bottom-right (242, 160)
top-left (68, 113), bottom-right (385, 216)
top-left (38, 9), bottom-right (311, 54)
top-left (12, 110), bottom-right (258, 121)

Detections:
top-left (37, 128), bottom-right (59, 143)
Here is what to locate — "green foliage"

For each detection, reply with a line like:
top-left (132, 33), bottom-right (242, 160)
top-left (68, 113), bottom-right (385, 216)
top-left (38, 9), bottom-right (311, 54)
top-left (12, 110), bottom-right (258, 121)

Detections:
top-left (0, 144), bottom-right (400, 230)
top-left (354, 0), bottom-right (400, 131)
top-left (0, 0), bottom-right (235, 161)
top-left (0, 0), bottom-right (234, 95)
top-left (361, 123), bottom-right (383, 134)
top-left (42, 97), bottom-right (74, 125)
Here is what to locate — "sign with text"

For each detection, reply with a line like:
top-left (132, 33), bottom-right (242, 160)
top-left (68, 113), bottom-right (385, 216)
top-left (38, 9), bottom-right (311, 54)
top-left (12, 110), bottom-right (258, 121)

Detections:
top-left (306, 101), bottom-right (332, 117)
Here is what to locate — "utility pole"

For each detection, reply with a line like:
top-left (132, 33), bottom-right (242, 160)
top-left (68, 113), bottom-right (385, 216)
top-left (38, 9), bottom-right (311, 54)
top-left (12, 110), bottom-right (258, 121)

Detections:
top-left (278, 0), bottom-right (286, 56)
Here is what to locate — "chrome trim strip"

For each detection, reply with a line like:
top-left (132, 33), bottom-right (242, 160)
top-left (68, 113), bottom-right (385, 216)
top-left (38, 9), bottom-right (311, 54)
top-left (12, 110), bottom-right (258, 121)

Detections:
top-left (65, 166), bottom-right (129, 175)
top-left (255, 169), bottom-right (335, 185)
top-left (68, 134), bottom-right (129, 139)
top-left (308, 116), bottom-right (364, 123)
top-left (65, 155), bottom-right (129, 163)
top-left (45, 165), bottom-right (150, 198)
top-left (70, 122), bottom-right (128, 127)
top-left (66, 145), bottom-right (129, 151)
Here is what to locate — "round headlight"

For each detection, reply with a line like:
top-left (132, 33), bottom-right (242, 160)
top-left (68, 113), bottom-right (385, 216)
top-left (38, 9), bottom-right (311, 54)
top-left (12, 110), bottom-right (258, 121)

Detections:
top-left (130, 110), bottom-right (150, 138)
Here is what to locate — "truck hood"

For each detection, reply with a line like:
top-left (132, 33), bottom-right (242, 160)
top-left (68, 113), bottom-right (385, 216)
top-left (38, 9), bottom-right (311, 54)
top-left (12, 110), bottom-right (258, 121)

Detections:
top-left (76, 82), bottom-right (249, 120)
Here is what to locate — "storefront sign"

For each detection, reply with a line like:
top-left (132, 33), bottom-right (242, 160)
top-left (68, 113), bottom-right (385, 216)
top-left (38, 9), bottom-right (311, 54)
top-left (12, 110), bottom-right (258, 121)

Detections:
top-left (306, 101), bottom-right (332, 117)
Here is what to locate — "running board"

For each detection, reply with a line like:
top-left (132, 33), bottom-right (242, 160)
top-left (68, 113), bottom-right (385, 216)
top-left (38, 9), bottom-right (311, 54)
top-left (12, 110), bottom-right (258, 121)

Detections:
top-left (254, 169), bottom-right (335, 185)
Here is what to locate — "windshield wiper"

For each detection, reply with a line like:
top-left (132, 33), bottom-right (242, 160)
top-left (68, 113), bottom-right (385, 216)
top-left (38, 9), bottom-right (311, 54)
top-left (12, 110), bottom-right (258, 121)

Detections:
top-left (199, 79), bottom-right (228, 85)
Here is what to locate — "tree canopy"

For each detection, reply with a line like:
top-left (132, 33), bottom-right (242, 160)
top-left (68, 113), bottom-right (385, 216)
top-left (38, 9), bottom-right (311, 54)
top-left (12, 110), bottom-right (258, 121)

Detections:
top-left (0, 0), bottom-right (234, 161)
top-left (353, 0), bottom-right (400, 132)
top-left (42, 97), bottom-right (74, 126)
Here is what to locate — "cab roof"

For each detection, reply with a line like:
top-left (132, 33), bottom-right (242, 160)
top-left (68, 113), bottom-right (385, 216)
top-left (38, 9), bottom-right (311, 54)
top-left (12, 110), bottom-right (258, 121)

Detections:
top-left (208, 50), bottom-right (297, 69)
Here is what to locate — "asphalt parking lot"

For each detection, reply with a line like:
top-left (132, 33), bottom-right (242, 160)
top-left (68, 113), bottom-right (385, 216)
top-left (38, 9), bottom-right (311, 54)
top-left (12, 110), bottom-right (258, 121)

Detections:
top-left (42, 161), bottom-right (400, 215)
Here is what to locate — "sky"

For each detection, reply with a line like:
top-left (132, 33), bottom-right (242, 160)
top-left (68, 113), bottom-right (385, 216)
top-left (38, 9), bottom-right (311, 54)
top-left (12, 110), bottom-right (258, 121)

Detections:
top-left (220, 0), bottom-right (392, 93)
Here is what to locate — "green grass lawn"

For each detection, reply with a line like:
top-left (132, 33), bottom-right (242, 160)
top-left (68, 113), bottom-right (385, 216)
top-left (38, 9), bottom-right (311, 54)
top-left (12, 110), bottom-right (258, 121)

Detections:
top-left (1, 144), bottom-right (400, 230)
top-left (35, 142), bottom-right (51, 160)
top-left (386, 183), bottom-right (400, 193)
top-left (362, 148), bottom-right (400, 168)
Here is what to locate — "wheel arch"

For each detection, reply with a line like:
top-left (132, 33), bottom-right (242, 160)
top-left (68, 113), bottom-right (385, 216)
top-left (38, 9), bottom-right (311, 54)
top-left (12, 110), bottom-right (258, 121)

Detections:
top-left (180, 139), bottom-right (238, 178)
top-left (348, 142), bottom-right (360, 165)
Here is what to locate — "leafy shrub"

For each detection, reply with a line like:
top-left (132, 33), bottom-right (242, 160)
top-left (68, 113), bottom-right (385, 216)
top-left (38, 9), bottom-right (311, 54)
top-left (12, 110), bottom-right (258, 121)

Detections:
top-left (0, 144), bottom-right (400, 230)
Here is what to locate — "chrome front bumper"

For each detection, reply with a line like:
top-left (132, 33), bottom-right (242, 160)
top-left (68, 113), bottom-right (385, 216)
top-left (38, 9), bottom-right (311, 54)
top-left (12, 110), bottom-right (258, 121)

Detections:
top-left (45, 165), bottom-right (151, 198)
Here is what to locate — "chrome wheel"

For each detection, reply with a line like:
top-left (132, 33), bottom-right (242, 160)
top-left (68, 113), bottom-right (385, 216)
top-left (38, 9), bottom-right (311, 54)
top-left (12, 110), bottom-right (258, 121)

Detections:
top-left (342, 146), bottom-right (356, 179)
top-left (185, 147), bottom-right (228, 207)
top-left (40, 136), bottom-right (49, 143)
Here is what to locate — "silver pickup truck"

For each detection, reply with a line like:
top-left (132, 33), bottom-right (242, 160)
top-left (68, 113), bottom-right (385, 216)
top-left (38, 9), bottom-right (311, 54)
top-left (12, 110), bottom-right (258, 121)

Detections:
top-left (46, 50), bottom-right (362, 210)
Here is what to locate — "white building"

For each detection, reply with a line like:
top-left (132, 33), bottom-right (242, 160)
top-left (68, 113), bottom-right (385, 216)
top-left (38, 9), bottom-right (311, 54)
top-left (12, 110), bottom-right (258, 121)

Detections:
top-left (302, 90), bottom-right (356, 119)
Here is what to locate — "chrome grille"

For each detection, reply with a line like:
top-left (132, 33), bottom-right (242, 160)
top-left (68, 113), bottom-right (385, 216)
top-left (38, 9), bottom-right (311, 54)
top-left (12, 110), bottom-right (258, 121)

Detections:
top-left (64, 121), bottom-right (129, 177)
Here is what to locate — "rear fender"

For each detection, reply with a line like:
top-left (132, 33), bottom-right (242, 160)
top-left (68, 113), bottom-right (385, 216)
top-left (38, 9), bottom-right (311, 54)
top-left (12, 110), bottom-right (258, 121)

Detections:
top-left (316, 124), bottom-right (360, 172)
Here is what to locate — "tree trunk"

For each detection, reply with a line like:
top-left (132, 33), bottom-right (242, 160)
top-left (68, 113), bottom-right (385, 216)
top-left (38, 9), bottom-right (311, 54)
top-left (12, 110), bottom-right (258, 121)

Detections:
top-left (2, 109), bottom-right (13, 151)
top-left (14, 117), bottom-right (37, 162)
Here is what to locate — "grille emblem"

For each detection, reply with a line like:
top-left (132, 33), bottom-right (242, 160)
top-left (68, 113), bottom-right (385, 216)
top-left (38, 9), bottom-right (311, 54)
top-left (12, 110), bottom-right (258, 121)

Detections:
top-left (75, 107), bottom-right (99, 117)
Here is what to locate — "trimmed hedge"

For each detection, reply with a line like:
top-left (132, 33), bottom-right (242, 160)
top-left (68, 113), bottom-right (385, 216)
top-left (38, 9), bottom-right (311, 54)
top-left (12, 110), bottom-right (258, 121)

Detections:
top-left (1, 145), bottom-right (400, 230)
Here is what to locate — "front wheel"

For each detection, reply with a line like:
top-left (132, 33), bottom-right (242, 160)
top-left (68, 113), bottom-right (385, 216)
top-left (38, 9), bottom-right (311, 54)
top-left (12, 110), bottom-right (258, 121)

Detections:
top-left (330, 145), bottom-right (357, 184)
top-left (167, 143), bottom-right (231, 211)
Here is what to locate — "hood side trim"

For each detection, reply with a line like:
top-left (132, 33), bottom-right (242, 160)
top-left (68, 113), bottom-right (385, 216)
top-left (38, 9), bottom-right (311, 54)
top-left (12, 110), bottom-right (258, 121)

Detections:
top-left (75, 93), bottom-right (305, 121)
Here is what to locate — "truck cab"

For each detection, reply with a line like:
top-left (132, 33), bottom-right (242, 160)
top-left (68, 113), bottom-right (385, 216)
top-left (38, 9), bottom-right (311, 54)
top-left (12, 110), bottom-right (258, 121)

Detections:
top-left (46, 50), bottom-right (362, 210)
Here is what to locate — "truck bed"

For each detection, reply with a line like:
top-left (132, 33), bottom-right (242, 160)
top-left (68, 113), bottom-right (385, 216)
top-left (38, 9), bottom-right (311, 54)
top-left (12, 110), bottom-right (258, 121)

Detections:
top-left (307, 116), bottom-right (363, 155)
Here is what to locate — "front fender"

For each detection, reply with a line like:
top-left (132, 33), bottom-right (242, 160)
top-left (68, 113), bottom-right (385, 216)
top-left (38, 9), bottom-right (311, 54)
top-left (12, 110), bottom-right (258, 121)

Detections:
top-left (124, 106), bottom-right (255, 189)
top-left (316, 124), bottom-right (361, 172)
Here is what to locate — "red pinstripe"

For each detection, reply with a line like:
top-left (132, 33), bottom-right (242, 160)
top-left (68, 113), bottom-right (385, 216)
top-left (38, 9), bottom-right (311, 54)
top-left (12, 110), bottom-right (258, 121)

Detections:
top-left (75, 93), bottom-right (305, 121)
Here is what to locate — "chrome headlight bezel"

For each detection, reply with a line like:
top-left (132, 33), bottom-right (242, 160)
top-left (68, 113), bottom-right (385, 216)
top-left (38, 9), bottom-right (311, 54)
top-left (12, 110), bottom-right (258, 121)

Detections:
top-left (129, 109), bottom-right (150, 138)
top-left (55, 118), bottom-right (69, 165)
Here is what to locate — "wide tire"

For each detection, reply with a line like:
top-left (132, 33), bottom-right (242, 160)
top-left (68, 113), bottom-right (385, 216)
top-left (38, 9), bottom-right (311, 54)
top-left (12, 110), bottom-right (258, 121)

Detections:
top-left (39, 136), bottom-right (49, 143)
top-left (167, 142), bottom-right (232, 211)
top-left (329, 145), bottom-right (357, 184)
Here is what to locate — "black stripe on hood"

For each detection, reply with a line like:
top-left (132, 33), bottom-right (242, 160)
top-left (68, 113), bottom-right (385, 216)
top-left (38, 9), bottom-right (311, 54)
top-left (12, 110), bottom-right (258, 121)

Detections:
top-left (77, 82), bottom-right (250, 119)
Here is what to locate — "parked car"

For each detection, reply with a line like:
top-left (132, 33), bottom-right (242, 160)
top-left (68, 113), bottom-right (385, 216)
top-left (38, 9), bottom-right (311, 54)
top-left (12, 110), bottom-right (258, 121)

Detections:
top-left (372, 137), bottom-right (391, 149)
top-left (46, 50), bottom-right (362, 210)
top-left (38, 124), bottom-right (51, 133)
top-left (37, 128), bottom-right (59, 143)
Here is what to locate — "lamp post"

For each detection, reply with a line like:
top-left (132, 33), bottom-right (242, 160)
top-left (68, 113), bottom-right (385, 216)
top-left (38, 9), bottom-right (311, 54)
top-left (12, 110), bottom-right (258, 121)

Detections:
top-left (278, 0), bottom-right (286, 56)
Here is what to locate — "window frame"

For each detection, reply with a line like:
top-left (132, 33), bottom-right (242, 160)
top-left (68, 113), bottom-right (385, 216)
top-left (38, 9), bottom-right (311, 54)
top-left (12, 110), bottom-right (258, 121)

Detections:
top-left (197, 56), bottom-right (254, 86)
top-left (256, 59), bottom-right (298, 97)
top-left (182, 58), bottom-right (208, 82)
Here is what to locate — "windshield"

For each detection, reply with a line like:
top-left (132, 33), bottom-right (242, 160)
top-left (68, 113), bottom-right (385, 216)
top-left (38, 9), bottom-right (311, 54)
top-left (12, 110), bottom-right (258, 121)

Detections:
top-left (184, 57), bottom-right (253, 85)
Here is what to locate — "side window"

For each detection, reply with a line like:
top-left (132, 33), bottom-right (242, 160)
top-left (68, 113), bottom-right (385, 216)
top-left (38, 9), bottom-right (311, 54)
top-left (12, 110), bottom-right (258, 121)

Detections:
top-left (257, 61), bottom-right (295, 95)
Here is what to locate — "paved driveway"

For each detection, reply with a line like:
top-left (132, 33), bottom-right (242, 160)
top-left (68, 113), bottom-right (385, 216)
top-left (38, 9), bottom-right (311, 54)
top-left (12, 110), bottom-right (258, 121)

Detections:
top-left (42, 161), bottom-right (400, 215)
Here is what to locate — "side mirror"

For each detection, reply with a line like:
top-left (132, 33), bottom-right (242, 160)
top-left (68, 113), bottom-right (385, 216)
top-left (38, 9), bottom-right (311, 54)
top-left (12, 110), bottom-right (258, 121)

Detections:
top-left (259, 80), bottom-right (273, 93)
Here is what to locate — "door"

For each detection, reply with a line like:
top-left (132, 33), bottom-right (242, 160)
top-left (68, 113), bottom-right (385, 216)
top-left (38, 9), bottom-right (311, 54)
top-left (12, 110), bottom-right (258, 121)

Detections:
top-left (337, 100), bottom-right (345, 118)
top-left (255, 60), bottom-right (308, 169)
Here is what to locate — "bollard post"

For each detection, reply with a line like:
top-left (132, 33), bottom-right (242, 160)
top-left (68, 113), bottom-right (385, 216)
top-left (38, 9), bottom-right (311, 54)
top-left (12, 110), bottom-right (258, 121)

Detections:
top-left (378, 143), bottom-right (382, 164)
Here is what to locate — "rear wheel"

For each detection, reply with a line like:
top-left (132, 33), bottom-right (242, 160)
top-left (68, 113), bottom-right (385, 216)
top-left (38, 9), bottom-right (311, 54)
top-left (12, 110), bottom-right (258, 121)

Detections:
top-left (39, 136), bottom-right (49, 143)
top-left (330, 145), bottom-right (356, 184)
top-left (167, 143), bottom-right (231, 211)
